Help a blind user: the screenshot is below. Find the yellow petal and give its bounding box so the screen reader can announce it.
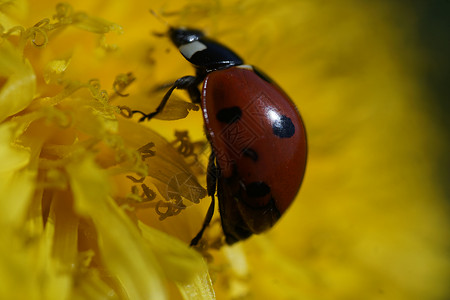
[118,119,207,204]
[67,154,167,300]
[0,41,36,122]
[140,222,216,299]
[177,272,216,300]
[0,122,34,227]
[139,221,212,281]
[0,0,28,25]
[44,59,71,84]
[153,99,200,121]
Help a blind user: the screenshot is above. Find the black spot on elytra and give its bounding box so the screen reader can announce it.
[216,106,242,124]
[272,115,295,138]
[246,181,271,198]
[242,148,258,161]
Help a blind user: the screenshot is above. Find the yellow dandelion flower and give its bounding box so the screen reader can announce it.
[1,2,211,299]
[1,1,449,300]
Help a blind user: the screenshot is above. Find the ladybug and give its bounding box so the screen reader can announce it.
[133,27,307,245]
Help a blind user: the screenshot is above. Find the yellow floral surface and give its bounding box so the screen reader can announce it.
[0,0,449,299]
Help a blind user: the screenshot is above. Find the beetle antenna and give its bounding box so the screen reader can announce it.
[149,9,172,29]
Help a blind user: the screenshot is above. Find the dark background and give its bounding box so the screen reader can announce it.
[406,1,450,199]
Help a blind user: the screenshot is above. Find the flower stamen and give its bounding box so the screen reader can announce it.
[112,73,136,98]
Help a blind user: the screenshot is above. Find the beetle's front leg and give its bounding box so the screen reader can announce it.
[132,75,200,122]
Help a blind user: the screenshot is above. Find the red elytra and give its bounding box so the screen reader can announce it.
[202,66,307,243]
[131,27,307,245]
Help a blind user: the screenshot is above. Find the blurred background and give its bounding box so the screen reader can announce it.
[140,1,450,298]
[409,0,450,197]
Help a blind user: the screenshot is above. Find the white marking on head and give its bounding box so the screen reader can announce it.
[236,65,253,71]
[179,41,207,59]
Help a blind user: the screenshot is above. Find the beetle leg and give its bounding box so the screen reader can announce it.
[132,75,199,122]
[186,83,201,104]
[190,151,217,246]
